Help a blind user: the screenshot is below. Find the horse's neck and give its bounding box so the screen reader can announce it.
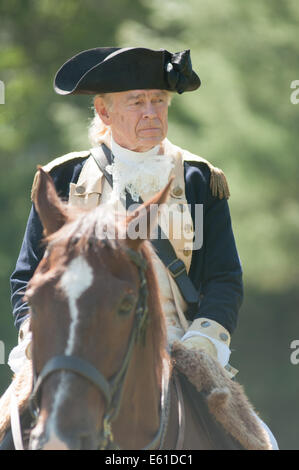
[112,326,163,449]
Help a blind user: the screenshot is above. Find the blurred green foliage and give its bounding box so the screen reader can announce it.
[0,0,298,449]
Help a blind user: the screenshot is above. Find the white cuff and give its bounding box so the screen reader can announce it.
[8,332,32,374]
[181,330,231,367]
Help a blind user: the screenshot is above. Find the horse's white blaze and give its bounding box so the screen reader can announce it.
[59,255,94,355]
[44,256,94,448]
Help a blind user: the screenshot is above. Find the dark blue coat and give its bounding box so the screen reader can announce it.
[10,155,243,333]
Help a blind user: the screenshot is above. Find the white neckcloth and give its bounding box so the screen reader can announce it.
[107,136,174,202]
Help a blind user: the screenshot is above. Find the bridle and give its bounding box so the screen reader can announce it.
[29,247,169,450]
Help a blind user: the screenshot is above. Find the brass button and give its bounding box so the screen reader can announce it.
[171,185,183,198]
[25,343,32,360]
[183,248,192,257]
[75,185,85,194]
[184,223,193,234]
[219,332,229,342]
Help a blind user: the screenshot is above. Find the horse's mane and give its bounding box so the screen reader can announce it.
[44,203,168,386]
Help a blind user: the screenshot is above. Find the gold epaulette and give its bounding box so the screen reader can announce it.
[182,151,230,200]
[31,150,90,201]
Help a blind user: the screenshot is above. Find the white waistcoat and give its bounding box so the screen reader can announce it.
[68,133,194,345]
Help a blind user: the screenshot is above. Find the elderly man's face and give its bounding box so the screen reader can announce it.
[95,89,169,152]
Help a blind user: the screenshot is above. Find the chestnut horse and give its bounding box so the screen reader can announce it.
[21,168,243,450]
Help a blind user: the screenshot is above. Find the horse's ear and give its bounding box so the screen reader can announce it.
[126,177,174,251]
[32,167,68,236]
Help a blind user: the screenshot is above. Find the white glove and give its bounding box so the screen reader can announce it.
[181,318,231,367]
[8,318,32,374]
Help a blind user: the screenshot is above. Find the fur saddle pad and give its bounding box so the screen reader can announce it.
[171,341,272,450]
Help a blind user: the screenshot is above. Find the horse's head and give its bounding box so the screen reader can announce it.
[27,168,171,450]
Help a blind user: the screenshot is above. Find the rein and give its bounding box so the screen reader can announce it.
[28,247,169,450]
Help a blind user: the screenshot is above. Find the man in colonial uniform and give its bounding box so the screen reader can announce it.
[6,47,277,449]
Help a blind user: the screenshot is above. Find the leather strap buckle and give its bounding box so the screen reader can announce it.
[167,258,187,279]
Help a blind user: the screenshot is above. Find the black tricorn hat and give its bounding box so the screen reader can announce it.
[54,47,201,96]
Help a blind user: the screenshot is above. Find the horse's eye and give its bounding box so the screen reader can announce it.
[118,294,136,316]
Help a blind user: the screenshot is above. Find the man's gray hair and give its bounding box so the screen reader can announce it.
[88,94,111,147]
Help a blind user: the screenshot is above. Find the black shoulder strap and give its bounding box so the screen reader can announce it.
[90,145,200,313]
[91,144,113,186]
